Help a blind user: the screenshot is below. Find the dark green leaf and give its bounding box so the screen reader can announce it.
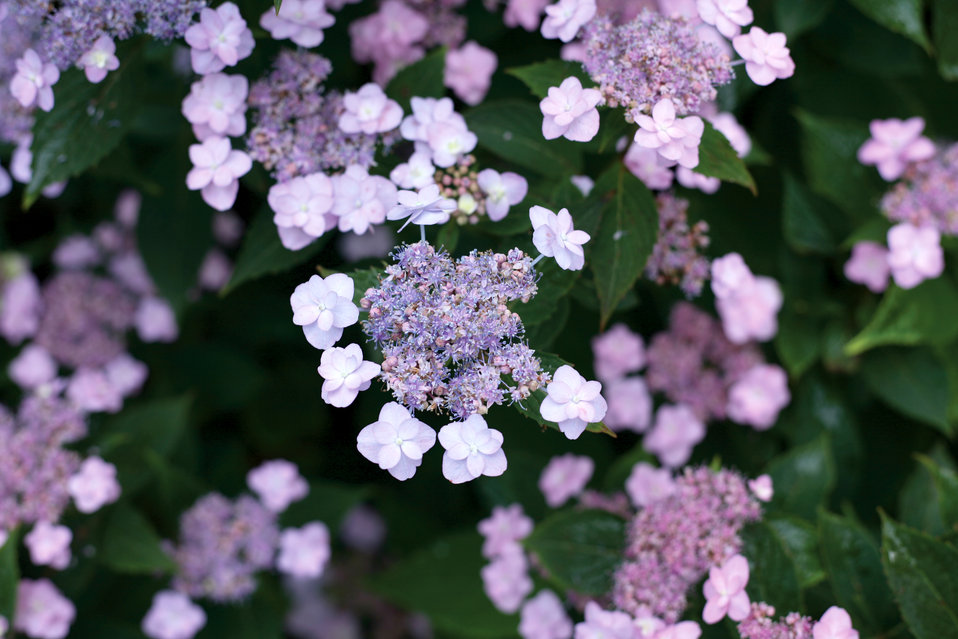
[524,296,570,350]
[774,0,835,38]
[860,346,951,435]
[436,222,460,254]
[847,0,931,51]
[99,505,178,575]
[694,121,757,194]
[340,266,383,307]
[741,522,803,612]
[781,172,840,253]
[385,47,447,111]
[763,434,835,519]
[525,509,627,595]
[282,479,371,529]
[201,584,285,639]
[98,395,192,458]
[517,259,581,326]
[775,309,823,378]
[506,59,594,98]
[881,513,958,639]
[0,528,19,623]
[932,0,958,79]
[917,455,958,532]
[899,445,957,536]
[766,515,826,588]
[274,0,282,12]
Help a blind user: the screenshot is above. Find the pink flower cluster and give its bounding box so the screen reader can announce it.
[478,504,534,613]
[592,324,653,434]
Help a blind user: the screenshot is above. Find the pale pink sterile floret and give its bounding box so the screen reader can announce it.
[541,0,597,42]
[67,368,123,414]
[857,117,936,182]
[8,344,57,390]
[844,241,890,293]
[676,166,720,194]
[633,99,705,169]
[10,49,59,112]
[478,169,528,221]
[104,353,147,398]
[445,42,498,106]
[748,474,773,502]
[540,77,602,143]
[339,83,403,135]
[318,343,381,408]
[427,120,479,168]
[390,152,436,190]
[624,143,675,191]
[15,579,75,639]
[519,589,573,639]
[77,36,120,84]
[247,459,309,512]
[634,614,666,639]
[260,0,335,48]
[142,590,207,639]
[592,323,645,382]
[0,270,41,345]
[400,96,456,142]
[540,365,607,440]
[438,413,508,484]
[478,504,533,559]
[711,112,752,158]
[625,462,676,508]
[574,601,635,639]
[68,456,121,513]
[290,273,359,350]
[644,403,705,468]
[482,548,532,613]
[184,2,255,75]
[135,297,179,343]
[269,173,337,249]
[276,522,331,579]
[658,621,703,639]
[710,252,754,299]
[332,165,398,236]
[186,136,252,211]
[887,222,944,289]
[531,205,591,270]
[813,607,859,639]
[506,0,551,31]
[387,183,458,230]
[732,27,795,86]
[25,521,72,570]
[715,276,783,344]
[702,554,750,623]
[357,402,437,480]
[604,377,653,433]
[539,453,595,507]
[181,73,249,140]
[696,0,752,38]
[726,364,790,430]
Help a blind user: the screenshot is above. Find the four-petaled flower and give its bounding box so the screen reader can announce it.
[438,414,508,483]
[732,27,795,86]
[141,591,206,639]
[633,99,705,169]
[357,402,437,480]
[540,76,602,142]
[813,607,859,639]
[540,0,597,42]
[181,73,249,140]
[539,365,607,440]
[702,554,751,624]
[10,49,59,112]
[246,459,309,512]
[259,0,335,48]
[857,117,936,181]
[67,457,121,514]
[339,83,404,135]
[331,165,397,235]
[186,136,252,211]
[530,205,591,270]
[477,169,528,221]
[269,172,336,250]
[184,2,255,75]
[317,344,381,407]
[290,273,359,350]
[77,36,120,84]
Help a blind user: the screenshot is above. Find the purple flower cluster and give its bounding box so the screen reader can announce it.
[612,466,762,623]
[0,5,37,143]
[737,602,814,639]
[645,194,710,297]
[169,493,280,603]
[580,10,734,116]
[881,142,958,235]
[360,242,549,419]
[247,50,398,181]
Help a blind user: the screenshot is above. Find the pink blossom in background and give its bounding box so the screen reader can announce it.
[813,607,859,639]
[530,206,591,271]
[657,621,703,639]
[710,112,752,158]
[519,590,573,639]
[696,0,752,38]
[338,83,403,135]
[604,377,652,433]
[540,77,602,142]
[570,174,594,196]
[15,579,75,639]
[349,0,428,84]
[482,548,533,613]
[592,323,645,382]
[726,364,790,430]
[0,271,41,345]
[711,256,782,344]
[114,189,142,227]
[259,0,335,48]
[0,164,11,197]
[24,521,72,570]
[676,167,720,194]
[539,454,594,507]
[135,297,179,343]
[184,2,255,75]
[478,169,528,221]
[10,49,59,112]
[657,0,699,19]
[400,96,461,143]
[247,460,309,512]
[181,73,249,140]
[505,0,551,30]
[633,99,705,169]
[77,36,120,83]
[574,601,635,639]
[560,42,587,62]
[68,456,122,513]
[141,591,206,639]
[53,235,100,270]
[478,504,533,559]
[625,462,676,508]
[103,351,148,397]
[276,522,331,579]
[732,27,795,86]
[702,554,750,623]
[67,368,123,413]
[624,143,675,191]
[857,117,935,181]
[644,404,705,468]
[844,241,890,293]
[634,614,666,639]
[8,344,57,390]
[541,0,597,42]
[387,183,458,229]
[356,402,437,480]
[186,136,252,211]
[539,365,607,439]
[748,474,773,502]
[438,414,508,483]
[711,253,753,299]
[269,173,336,250]
[290,273,359,350]
[332,165,397,235]
[340,505,387,552]
[212,211,244,247]
[317,344,380,407]
[445,42,498,106]
[390,152,436,190]
[886,222,944,289]
[198,249,232,291]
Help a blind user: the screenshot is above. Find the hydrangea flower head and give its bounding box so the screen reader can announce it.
[540,365,607,439]
[77,36,119,84]
[445,42,498,106]
[186,136,252,211]
[276,522,331,579]
[259,0,335,48]
[246,459,309,512]
[290,273,359,350]
[646,193,711,297]
[318,344,381,408]
[142,591,207,639]
[539,453,595,507]
[10,49,59,112]
[477,169,528,221]
[184,2,255,75]
[438,414,507,483]
[732,27,795,86]
[530,205,591,270]
[813,607,859,639]
[880,143,958,233]
[357,402,437,480]
[703,554,751,623]
[540,76,602,142]
[633,99,705,169]
[857,117,935,181]
[68,456,121,513]
[886,222,944,289]
[541,0,597,42]
[696,0,752,38]
[339,83,403,135]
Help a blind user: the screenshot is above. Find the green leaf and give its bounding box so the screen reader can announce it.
[819,510,898,634]
[781,172,840,254]
[436,222,460,254]
[98,395,192,458]
[517,259,581,327]
[99,505,178,575]
[26,46,143,205]
[899,445,957,536]
[774,0,835,38]
[763,435,835,519]
[932,0,958,80]
[741,522,803,612]
[274,0,282,12]
[845,278,958,355]
[201,584,285,639]
[860,346,952,435]
[525,296,570,350]
[589,165,658,327]
[917,455,958,532]
[525,509,627,596]
[0,528,19,623]
[281,479,371,529]
[847,0,931,52]
[465,100,583,177]
[766,515,826,588]
[693,120,757,194]
[775,309,823,378]
[506,60,594,98]
[371,531,519,638]
[385,47,447,111]
[881,513,958,639]
[224,206,332,295]
[340,266,383,307]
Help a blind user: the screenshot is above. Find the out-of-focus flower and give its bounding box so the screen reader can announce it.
[539,453,594,507]
[142,591,206,639]
[887,222,944,289]
[247,460,309,513]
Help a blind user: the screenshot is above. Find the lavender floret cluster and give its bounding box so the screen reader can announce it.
[645,193,711,297]
[738,602,814,639]
[612,466,762,623]
[581,10,734,116]
[881,142,958,235]
[360,243,550,419]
